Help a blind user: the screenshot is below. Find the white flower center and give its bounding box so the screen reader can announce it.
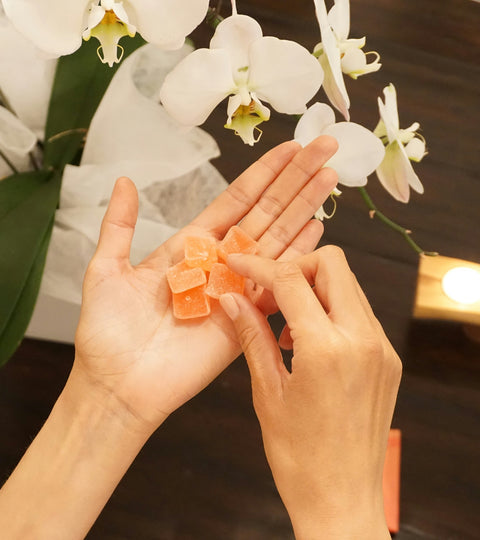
[82,1,136,67]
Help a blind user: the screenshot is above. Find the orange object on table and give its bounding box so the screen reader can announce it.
[184,236,218,271]
[172,285,211,320]
[166,260,206,294]
[205,263,245,298]
[383,428,401,534]
[217,225,258,261]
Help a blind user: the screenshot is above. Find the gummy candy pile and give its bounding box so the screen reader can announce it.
[167,226,258,320]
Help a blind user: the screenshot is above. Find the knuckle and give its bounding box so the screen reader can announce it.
[272,262,303,287]
[226,182,254,208]
[237,324,261,353]
[319,244,346,262]
[257,192,284,218]
[267,221,293,246]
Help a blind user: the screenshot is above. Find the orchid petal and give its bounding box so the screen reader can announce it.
[249,37,323,115]
[126,0,209,50]
[341,47,381,78]
[319,55,350,121]
[314,0,350,120]
[131,42,194,99]
[160,48,235,126]
[0,19,56,137]
[328,0,350,41]
[2,0,88,56]
[210,14,263,74]
[324,121,385,187]
[294,102,336,147]
[378,84,399,141]
[405,137,427,162]
[376,140,424,203]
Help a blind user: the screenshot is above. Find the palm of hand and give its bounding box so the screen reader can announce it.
[73,137,338,429]
[75,227,240,425]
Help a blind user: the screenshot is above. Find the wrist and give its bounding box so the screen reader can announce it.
[67,358,167,440]
[287,492,390,540]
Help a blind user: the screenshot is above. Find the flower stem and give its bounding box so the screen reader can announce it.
[206,1,224,29]
[358,186,438,256]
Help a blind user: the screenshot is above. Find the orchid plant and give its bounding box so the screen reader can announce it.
[0,0,433,366]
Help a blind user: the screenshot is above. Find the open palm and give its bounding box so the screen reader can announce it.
[74,137,338,430]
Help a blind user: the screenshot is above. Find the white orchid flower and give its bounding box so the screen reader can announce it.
[295,102,385,187]
[2,0,210,67]
[374,84,427,203]
[159,7,323,145]
[313,0,381,120]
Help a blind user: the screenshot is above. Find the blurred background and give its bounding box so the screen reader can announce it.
[1,0,479,538]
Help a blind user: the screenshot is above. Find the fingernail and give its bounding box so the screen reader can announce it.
[219,294,240,320]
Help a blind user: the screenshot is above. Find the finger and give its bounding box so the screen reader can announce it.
[219,293,286,398]
[254,219,323,315]
[256,167,336,259]
[227,255,329,329]
[191,140,301,236]
[239,135,338,240]
[276,219,324,262]
[296,246,373,329]
[95,177,138,261]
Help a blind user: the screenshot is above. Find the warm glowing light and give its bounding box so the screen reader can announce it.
[441,267,480,305]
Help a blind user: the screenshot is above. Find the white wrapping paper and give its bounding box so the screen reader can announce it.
[28,44,228,340]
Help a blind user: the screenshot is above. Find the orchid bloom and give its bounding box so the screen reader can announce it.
[295,101,385,220]
[295,102,385,187]
[2,0,210,67]
[159,5,323,145]
[374,84,427,203]
[313,0,381,120]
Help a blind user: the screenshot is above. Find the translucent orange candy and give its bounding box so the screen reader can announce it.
[172,285,211,320]
[167,226,257,320]
[166,260,206,294]
[217,225,258,261]
[184,236,218,271]
[205,263,245,299]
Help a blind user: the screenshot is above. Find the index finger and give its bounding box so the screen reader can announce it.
[227,254,328,329]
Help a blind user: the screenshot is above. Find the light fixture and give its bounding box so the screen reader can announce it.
[413,254,480,328]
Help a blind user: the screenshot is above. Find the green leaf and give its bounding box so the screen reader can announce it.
[0,171,62,366]
[0,219,54,367]
[43,35,145,169]
[0,170,51,220]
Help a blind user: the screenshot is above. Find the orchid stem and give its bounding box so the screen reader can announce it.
[206,0,224,29]
[358,186,438,256]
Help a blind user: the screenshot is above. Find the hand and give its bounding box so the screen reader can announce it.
[73,136,338,435]
[219,247,402,539]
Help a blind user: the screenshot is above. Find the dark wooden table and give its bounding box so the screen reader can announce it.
[1,1,479,538]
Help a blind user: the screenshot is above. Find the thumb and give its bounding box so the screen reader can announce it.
[219,293,286,399]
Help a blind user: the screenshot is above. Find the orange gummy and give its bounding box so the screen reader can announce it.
[184,236,218,271]
[166,260,206,294]
[217,225,258,261]
[172,285,211,320]
[205,263,245,299]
